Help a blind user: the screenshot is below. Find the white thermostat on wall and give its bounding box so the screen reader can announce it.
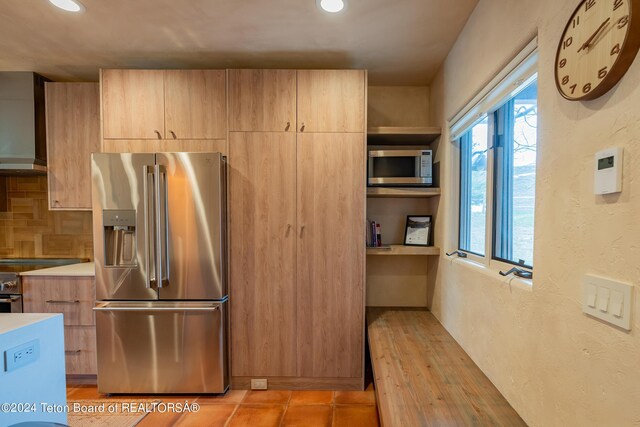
[594,147,623,195]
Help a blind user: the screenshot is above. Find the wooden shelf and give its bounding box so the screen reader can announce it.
[367,187,441,198]
[366,245,440,256]
[367,126,441,145]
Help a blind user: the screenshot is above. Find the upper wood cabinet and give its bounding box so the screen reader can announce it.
[297,70,366,133]
[101,69,165,139]
[296,132,365,378]
[228,69,297,132]
[164,70,226,139]
[45,82,101,210]
[229,69,365,133]
[101,69,226,140]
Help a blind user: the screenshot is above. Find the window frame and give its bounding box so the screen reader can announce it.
[450,43,538,275]
[491,93,536,270]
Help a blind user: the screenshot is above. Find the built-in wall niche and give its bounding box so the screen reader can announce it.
[366,256,428,307]
[367,197,435,246]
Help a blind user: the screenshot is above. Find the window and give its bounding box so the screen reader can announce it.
[451,39,539,273]
[493,80,537,267]
[459,117,489,256]
[457,75,538,269]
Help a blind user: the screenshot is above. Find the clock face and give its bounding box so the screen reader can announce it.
[555,0,640,100]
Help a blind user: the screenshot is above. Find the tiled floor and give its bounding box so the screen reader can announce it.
[66,384,380,427]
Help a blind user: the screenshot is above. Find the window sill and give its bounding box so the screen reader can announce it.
[448,257,533,292]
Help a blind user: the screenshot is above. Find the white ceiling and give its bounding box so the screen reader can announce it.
[0,0,478,85]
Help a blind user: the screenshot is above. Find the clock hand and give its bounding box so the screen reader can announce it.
[578,17,611,52]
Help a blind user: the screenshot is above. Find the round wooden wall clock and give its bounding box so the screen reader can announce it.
[555,0,640,100]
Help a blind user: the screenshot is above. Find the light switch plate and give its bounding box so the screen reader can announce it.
[583,275,633,330]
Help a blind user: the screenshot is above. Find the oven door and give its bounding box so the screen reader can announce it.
[0,295,22,313]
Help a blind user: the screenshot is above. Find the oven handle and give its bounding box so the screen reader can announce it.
[0,297,20,303]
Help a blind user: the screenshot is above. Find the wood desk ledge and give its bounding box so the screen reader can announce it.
[366,245,440,256]
[367,308,526,427]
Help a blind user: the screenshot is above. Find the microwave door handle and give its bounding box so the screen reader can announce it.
[143,165,156,289]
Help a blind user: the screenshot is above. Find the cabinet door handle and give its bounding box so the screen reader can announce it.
[300,122,305,132]
[300,225,306,237]
[169,130,177,139]
[65,350,82,355]
[154,130,162,139]
[285,121,291,131]
[46,300,80,304]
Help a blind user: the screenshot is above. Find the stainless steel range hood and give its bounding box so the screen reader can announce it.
[0,72,50,175]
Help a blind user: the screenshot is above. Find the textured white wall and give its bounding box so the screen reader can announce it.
[429,0,640,426]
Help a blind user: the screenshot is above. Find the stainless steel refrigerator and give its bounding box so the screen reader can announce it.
[91,152,228,394]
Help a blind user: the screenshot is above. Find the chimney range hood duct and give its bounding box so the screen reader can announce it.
[0,72,50,175]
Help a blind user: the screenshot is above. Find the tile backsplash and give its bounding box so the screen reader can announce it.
[0,176,93,259]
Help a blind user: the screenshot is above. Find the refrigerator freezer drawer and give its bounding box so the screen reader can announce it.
[94,300,229,394]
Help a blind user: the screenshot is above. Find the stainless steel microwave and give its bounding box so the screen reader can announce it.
[368,149,432,186]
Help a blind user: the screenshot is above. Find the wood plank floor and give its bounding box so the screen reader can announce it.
[367,308,527,427]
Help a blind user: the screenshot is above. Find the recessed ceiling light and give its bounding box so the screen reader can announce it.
[318,0,345,13]
[48,0,85,13]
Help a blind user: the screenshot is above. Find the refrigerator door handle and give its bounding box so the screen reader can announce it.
[93,303,220,312]
[143,165,156,289]
[160,165,170,283]
[154,164,167,287]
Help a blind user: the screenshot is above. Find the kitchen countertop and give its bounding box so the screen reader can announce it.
[0,313,62,335]
[20,261,95,277]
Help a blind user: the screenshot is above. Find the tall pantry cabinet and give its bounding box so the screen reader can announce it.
[229,69,366,389]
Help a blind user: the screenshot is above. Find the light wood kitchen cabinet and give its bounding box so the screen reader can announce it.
[297,70,366,133]
[229,69,366,389]
[228,69,297,132]
[45,82,101,210]
[229,131,297,377]
[101,69,226,142]
[101,69,165,139]
[164,70,226,139]
[64,326,98,375]
[103,139,227,155]
[22,276,97,376]
[296,133,365,378]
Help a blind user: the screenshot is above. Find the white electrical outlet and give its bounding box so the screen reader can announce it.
[4,339,39,372]
[250,379,268,390]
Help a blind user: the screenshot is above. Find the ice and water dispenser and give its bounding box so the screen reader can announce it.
[103,210,137,267]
